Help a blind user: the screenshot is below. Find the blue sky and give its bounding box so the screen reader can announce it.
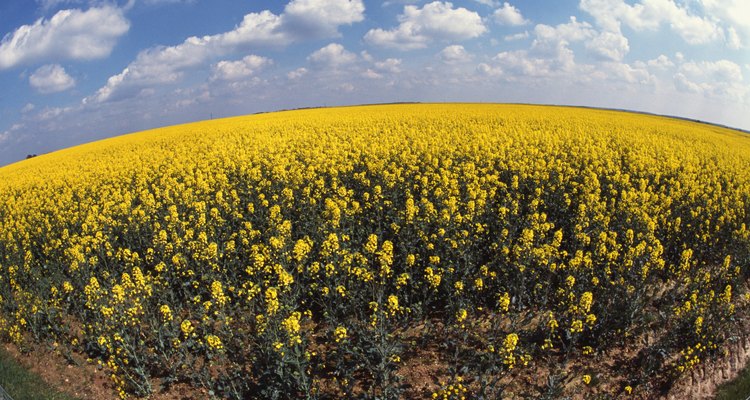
[1,0,748,166]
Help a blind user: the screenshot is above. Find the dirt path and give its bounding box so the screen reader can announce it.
[668,305,750,399]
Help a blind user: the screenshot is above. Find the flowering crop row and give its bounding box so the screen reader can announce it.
[0,104,749,398]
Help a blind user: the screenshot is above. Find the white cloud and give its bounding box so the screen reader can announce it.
[374,58,402,73]
[88,36,218,103]
[504,31,529,41]
[602,61,655,85]
[362,69,383,79]
[1,122,26,143]
[208,11,292,49]
[360,51,374,62]
[586,31,629,61]
[674,59,747,100]
[382,0,420,6]
[142,0,196,4]
[647,54,674,70]
[86,0,365,103]
[493,2,528,26]
[681,59,743,83]
[281,0,365,38]
[29,64,76,93]
[476,62,503,77]
[287,67,308,80]
[36,0,82,11]
[364,25,429,50]
[472,0,499,6]
[21,103,36,113]
[439,45,472,63]
[493,49,574,77]
[534,17,596,43]
[579,0,723,45]
[211,55,272,81]
[699,0,750,49]
[37,106,73,121]
[726,26,742,49]
[529,17,594,68]
[480,18,596,81]
[308,43,357,67]
[364,1,486,50]
[0,6,129,69]
[673,72,702,93]
[357,57,401,79]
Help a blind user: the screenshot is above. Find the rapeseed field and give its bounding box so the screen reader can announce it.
[0,104,749,399]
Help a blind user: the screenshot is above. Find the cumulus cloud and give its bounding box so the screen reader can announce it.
[647,54,674,70]
[87,35,218,103]
[681,60,743,83]
[364,1,486,50]
[492,49,575,78]
[439,45,472,63]
[504,31,529,41]
[673,59,747,100]
[585,31,629,61]
[602,61,655,85]
[529,17,594,65]
[281,0,365,38]
[364,26,427,50]
[36,106,74,121]
[579,0,723,45]
[382,0,420,6]
[493,2,528,26]
[698,0,750,49]
[287,67,308,80]
[479,17,597,81]
[476,62,503,77]
[726,27,742,50]
[36,0,82,11]
[142,0,196,5]
[374,58,402,73]
[0,121,31,144]
[29,64,76,93]
[534,17,596,43]
[362,69,383,79]
[357,55,403,79]
[307,43,357,67]
[473,0,499,5]
[86,0,365,103]
[673,73,702,93]
[211,55,272,81]
[0,6,129,69]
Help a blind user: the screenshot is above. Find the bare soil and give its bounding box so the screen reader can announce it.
[3,308,750,400]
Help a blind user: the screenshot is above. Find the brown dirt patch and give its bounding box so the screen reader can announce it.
[2,342,204,400]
